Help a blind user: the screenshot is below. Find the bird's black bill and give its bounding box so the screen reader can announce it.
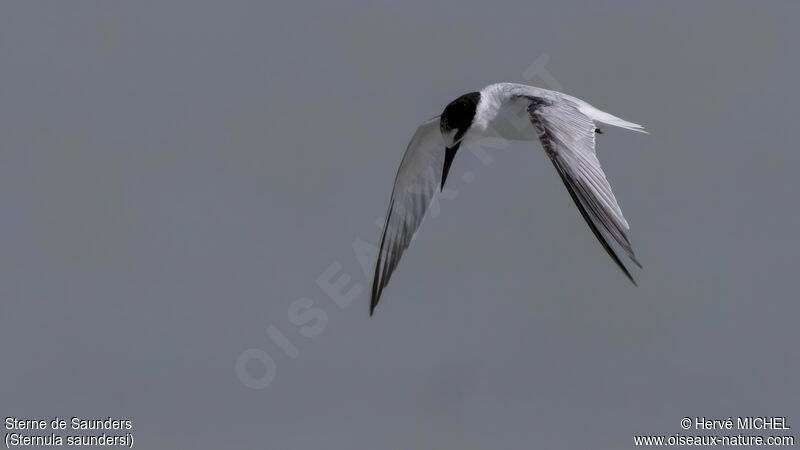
[441,144,460,190]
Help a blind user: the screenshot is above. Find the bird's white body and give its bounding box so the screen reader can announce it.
[469,87,536,141]
[468,83,644,144]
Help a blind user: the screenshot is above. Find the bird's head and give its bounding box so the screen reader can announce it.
[438,91,480,189]
[439,91,480,149]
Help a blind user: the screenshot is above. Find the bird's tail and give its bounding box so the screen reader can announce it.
[579,102,648,134]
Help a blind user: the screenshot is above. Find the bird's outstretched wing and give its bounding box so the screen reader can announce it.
[371,117,444,315]
[526,97,642,283]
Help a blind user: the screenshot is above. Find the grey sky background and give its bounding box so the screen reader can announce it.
[1,1,798,449]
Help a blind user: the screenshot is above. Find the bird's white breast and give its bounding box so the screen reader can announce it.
[468,84,541,143]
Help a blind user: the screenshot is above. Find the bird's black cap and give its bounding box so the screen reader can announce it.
[440,91,480,140]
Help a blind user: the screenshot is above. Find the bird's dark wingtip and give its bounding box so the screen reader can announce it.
[551,158,642,288]
[369,285,381,316]
[617,258,637,286]
[369,293,378,317]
